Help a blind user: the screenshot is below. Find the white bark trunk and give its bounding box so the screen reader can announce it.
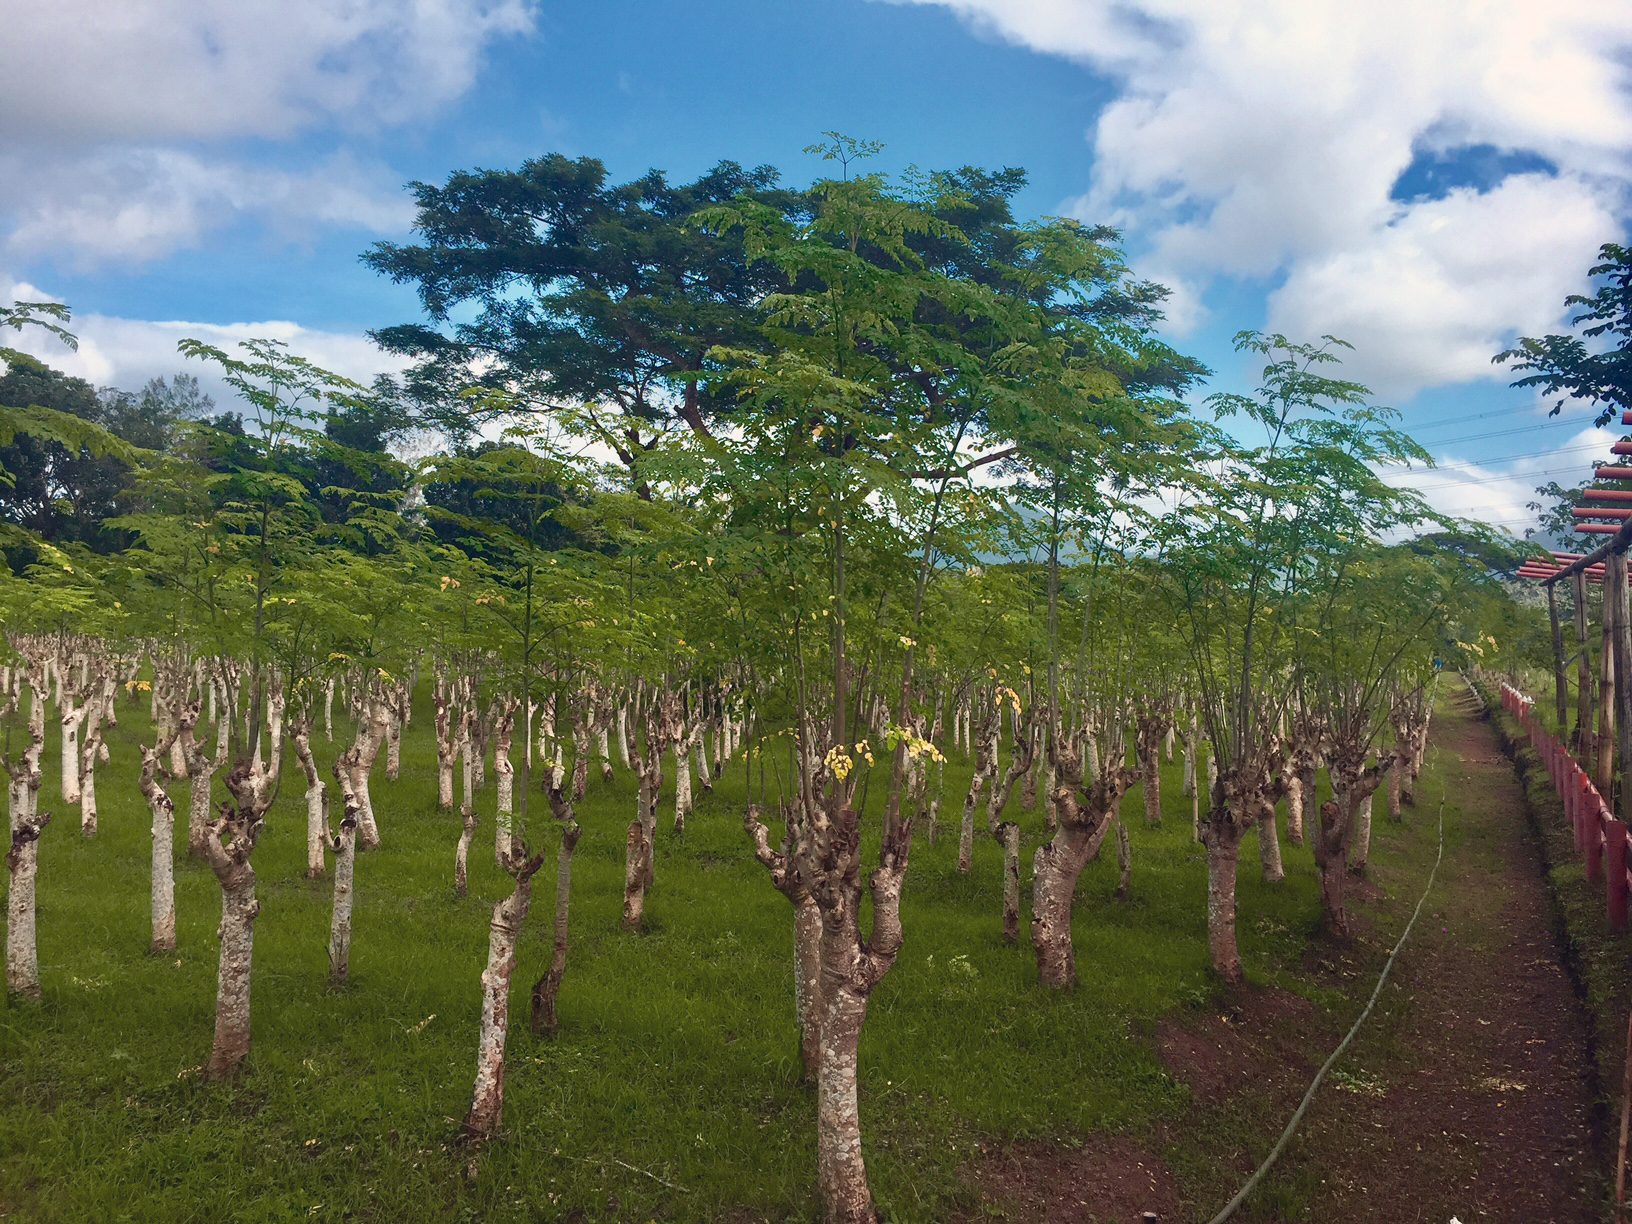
[463,866,536,1139]
[353,704,387,849]
[673,738,693,833]
[328,808,356,982]
[494,708,516,867]
[386,712,402,780]
[208,874,257,1077]
[455,807,477,898]
[60,696,86,805]
[79,694,106,836]
[7,663,48,997]
[140,743,177,952]
[294,725,326,879]
[1353,791,1374,871]
[693,726,711,792]
[1256,802,1284,883]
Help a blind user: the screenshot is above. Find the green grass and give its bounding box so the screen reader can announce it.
[2,691,1361,1222]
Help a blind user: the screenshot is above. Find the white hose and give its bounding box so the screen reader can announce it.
[1207,789,1448,1224]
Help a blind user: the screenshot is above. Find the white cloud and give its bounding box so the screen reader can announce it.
[892,0,1632,395]
[1388,424,1617,539]
[0,0,532,267]
[2,276,407,404]
[1,149,415,268]
[1268,174,1617,397]
[0,0,535,145]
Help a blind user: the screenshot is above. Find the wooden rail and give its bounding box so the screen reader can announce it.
[1501,682,1629,929]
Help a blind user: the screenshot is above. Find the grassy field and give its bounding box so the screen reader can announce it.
[1,686,1407,1222]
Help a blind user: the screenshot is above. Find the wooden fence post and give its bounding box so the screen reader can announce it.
[1608,817,1629,931]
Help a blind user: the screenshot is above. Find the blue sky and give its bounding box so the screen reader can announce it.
[3,0,1630,538]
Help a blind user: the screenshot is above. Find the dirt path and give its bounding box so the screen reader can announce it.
[1262,689,1605,1222]
[960,691,1609,1222]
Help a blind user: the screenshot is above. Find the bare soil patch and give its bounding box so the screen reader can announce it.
[1156,984,1323,1104]
[956,1134,1180,1224]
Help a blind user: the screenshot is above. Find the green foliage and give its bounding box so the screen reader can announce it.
[1495,241,1632,426]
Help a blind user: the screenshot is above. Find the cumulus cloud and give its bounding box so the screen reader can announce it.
[0,149,415,267]
[0,0,535,145]
[1269,174,1618,396]
[891,0,1632,395]
[2,276,407,404]
[0,0,533,267]
[1388,424,1617,539]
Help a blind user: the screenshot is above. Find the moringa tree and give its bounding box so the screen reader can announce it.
[1165,331,1431,982]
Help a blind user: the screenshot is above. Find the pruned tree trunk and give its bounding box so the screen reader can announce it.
[1181,706,1197,797]
[353,701,388,849]
[139,736,179,953]
[1000,821,1022,942]
[6,807,48,998]
[386,709,403,780]
[1317,747,1393,936]
[493,700,516,867]
[434,679,456,811]
[1030,806,1115,988]
[458,706,475,820]
[621,699,669,928]
[1204,833,1244,981]
[672,729,692,833]
[1136,704,1170,826]
[571,707,589,802]
[202,759,271,1079]
[1256,797,1283,883]
[1201,748,1286,984]
[6,656,49,998]
[693,720,711,793]
[745,801,826,1079]
[327,801,356,984]
[1351,790,1374,873]
[957,701,998,873]
[1387,756,1402,822]
[455,806,477,898]
[60,694,87,805]
[984,714,1034,939]
[622,821,651,929]
[1031,734,1127,989]
[462,843,546,1142]
[1313,799,1351,937]
[78,688,107,836]
[294,721,326,879]
[1284,771,1305,845]
[186,681,227,859]
[530,784,583,1037]
[471,700,489,792]
[812,807,911,1224]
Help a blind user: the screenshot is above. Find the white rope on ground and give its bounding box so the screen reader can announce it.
[1206,788,1448,1224]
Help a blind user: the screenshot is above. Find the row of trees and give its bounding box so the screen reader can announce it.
[2,142,1508,1222]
